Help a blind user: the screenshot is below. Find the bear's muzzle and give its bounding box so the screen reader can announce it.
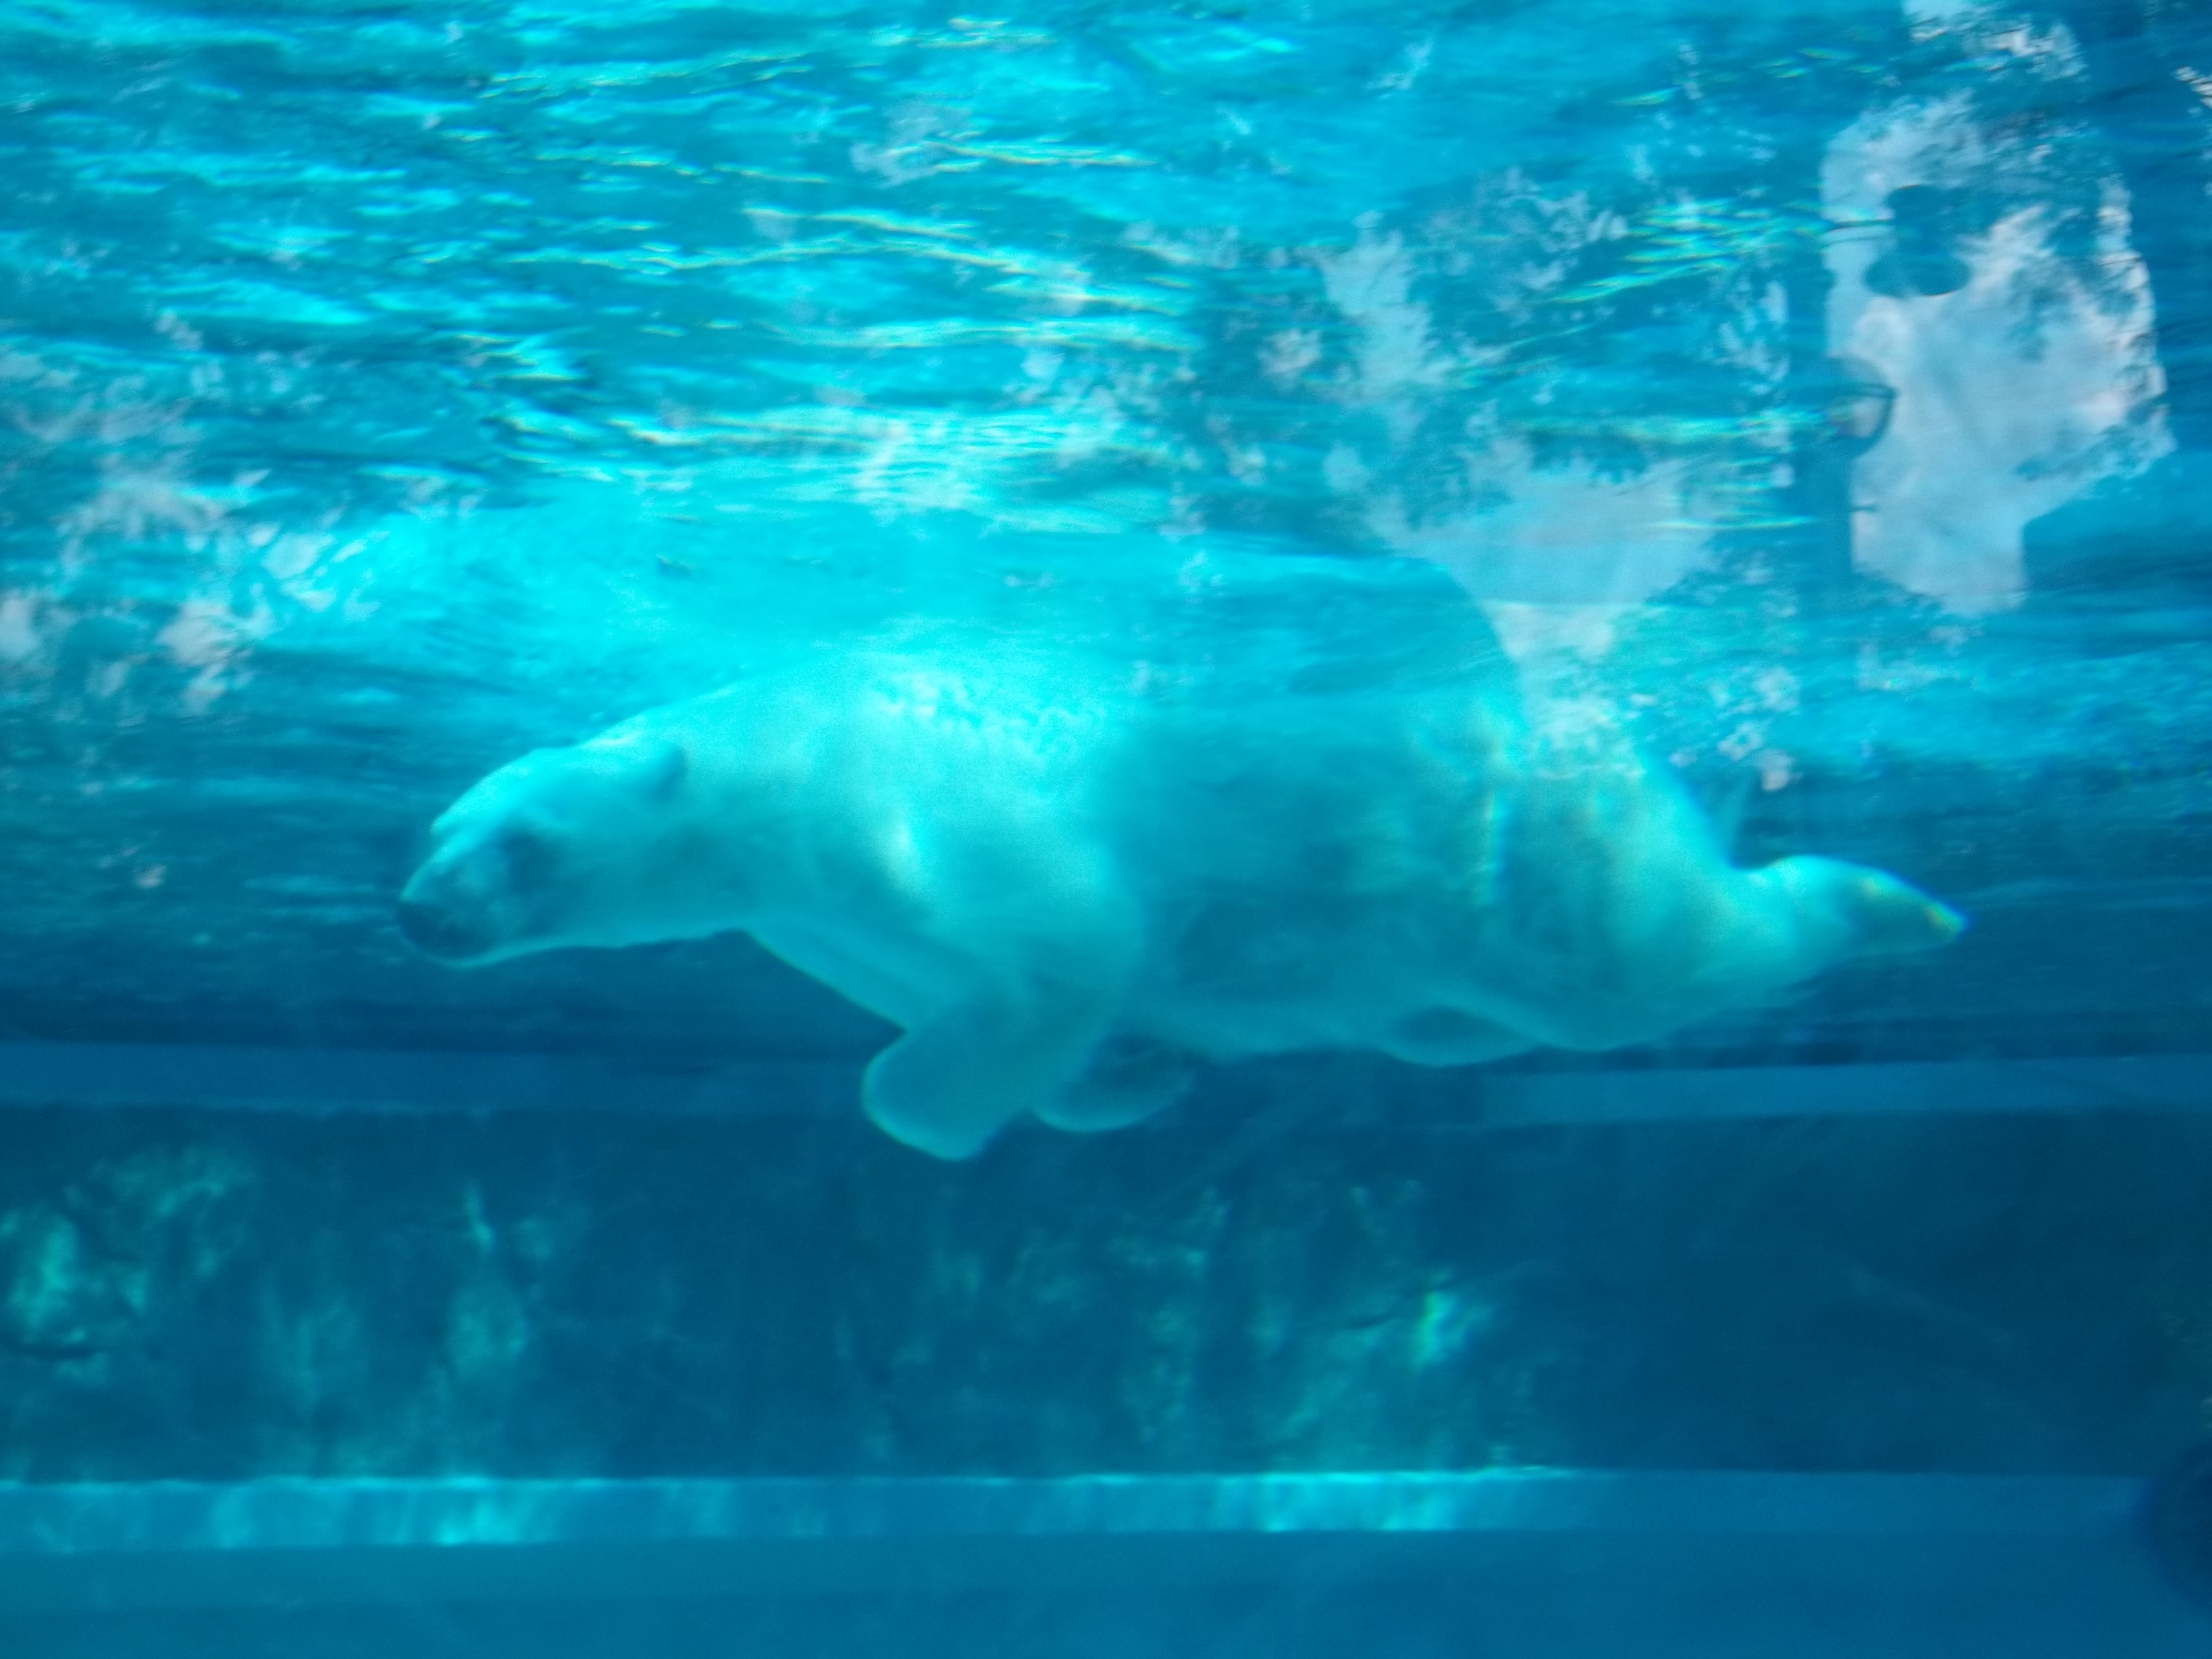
[395,872,512,963]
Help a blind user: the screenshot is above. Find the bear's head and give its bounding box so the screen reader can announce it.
[398,730,698,965]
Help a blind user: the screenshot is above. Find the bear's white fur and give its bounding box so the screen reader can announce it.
[399,645,1962,1157]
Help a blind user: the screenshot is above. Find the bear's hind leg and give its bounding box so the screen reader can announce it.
[1750,856,1966,971]
[863,984,1117,1160]
[1035,1034,1199,1133]
[1379,1006,1533,1068]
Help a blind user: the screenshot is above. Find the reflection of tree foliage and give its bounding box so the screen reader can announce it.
[1160,0,2167,570]
[1147,6,1912,547]
[0,1,2180,601]
[1882,18,2142,319]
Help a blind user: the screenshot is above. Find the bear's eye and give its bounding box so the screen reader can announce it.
[497,827,561,888]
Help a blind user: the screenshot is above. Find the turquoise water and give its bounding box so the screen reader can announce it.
[3,0,2208,1062]
[4,0,2212,1651]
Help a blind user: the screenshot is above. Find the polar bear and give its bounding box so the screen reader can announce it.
[397,645,1962,1158]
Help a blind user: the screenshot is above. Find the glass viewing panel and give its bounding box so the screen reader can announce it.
[0,0,2210,1653]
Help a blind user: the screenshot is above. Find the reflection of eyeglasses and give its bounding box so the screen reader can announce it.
[1808,355,1896,454]
[1823,376,1896,449]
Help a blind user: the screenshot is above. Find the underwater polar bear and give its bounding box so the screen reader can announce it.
[398,646,1963,1158]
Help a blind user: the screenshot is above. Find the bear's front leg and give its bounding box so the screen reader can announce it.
[861,974,1122,1159]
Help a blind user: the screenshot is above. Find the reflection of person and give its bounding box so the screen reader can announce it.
[1864,186,1971,300]
[1824,104,2168,613]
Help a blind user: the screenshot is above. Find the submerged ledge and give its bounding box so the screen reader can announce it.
[0,1039,2206,1126]
[0,1469,2143,1553]
[0,1471,2194,1656]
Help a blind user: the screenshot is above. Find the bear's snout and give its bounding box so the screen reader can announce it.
[396,889,496,962]
[396,858,514,963]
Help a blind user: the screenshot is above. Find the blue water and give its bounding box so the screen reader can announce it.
[4,0,2212,1651]
[0,0,2203,1064]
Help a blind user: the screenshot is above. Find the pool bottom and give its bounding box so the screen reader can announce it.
[0,1472,2195,1658]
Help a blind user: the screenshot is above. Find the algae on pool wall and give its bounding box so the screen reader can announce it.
[0,1100,2200,1482]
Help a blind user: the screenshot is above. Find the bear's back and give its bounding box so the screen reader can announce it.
[1109,680,1540,1054]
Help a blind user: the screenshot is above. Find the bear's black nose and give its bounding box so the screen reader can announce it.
[396,893,493,962]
